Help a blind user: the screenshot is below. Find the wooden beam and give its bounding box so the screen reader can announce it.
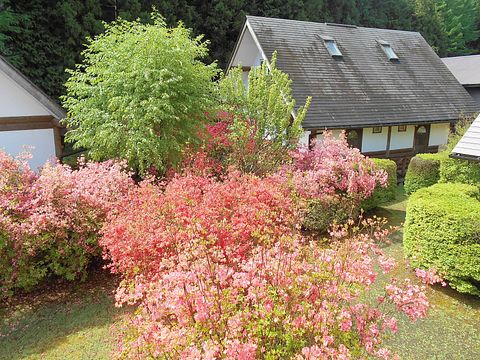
[53,126,63,158]
[0,115,55,131]
[385,126,392,157]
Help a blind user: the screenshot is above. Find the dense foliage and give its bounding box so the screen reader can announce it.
[1,0,479,99]
[404,183,480,295]
[61,14,218,174]
[102,168,427,359]
[361,158,397,211]
[0,151,134,296]
[439,156,480,185]
[404,153,443,195]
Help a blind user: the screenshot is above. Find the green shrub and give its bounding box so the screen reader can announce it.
[302,198,353,233]
[361,158,397,211]
[439,156,480,186]
[404,153,444,195]
[404,183,480,296]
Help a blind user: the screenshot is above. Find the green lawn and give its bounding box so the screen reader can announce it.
[0,270,129,360]
[1,187,479,359]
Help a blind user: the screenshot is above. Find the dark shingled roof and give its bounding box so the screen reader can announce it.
[246,16,478,129]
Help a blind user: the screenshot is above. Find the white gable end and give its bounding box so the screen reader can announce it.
[230,22,264,68]
[0,70,51,117]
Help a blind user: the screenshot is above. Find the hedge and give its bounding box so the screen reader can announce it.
[439,156,480,186]
[404,183,480,296]
[361,158,397,211]
[404,153,444,195]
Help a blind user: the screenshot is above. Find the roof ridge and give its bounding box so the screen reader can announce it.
[246,15,420,35]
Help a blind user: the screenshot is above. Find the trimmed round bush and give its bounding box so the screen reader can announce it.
[404,183,480,296]
[361,158,397,211]
[439,156,480,186]
[404,153,444,195]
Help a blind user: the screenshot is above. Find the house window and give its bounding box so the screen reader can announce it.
[398,125,407,132]
[323,38,343,57]
[379,41,399,61]
[373,126,382,134]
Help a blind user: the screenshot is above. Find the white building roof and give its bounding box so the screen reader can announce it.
[451,114,480,161]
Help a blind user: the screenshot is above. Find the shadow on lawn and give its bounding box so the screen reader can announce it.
[0,268,129,360]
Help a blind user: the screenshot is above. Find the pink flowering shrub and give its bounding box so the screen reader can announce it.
[286,132,387,232]
[0,151,134,295]
[102,171,428,359]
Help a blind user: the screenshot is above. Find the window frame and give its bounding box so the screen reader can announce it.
[398,124,407,132]
[372,126,383,134]
[378,40,399,61]
[322,36,343,57]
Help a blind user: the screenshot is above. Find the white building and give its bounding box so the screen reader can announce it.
[228,16,478,176]
[0,55,65,170]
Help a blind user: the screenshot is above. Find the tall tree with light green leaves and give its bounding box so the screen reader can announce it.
[61,13,219,174]
[218,53,311,175]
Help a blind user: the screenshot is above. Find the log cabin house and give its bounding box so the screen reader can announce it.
[228,16,478,176]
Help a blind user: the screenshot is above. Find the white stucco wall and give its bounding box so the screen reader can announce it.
[231,26,264,69]
[429,123,450,146]
[0,71,50,117]
[390,125,415,150]
[362,127,388,152]
[0,129,56,170]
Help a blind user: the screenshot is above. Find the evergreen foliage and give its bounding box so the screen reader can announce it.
[0,0,478,99]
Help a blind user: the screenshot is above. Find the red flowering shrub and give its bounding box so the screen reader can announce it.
[0,152,134,296]
[102,171,428,359]
[101,171,299,280]
[182,110,298,177]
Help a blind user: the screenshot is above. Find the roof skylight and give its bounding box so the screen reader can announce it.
[379,41,399,61]
[322,37,343,57]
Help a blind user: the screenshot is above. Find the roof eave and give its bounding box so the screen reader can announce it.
[450,152,480,162]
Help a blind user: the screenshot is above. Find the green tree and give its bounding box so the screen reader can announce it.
[0,0,22,60]
[4,0,104,98]
[438,0,480,55]
[61,14,219,174]
[218,53,311,174]
[412,0,448,55]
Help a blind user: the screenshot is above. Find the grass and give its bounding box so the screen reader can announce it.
[1,186,479,359]
[372,186,480,359]
[0,269,129,360]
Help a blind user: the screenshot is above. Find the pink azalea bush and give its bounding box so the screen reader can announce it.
[0,151,134,296]
[286,132,387,232]
[102,169,428,359]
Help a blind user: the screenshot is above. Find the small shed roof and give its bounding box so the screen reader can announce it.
[442,55,480,87]
[0,55,66,124]
[451,114,480,161]
[240,16,477,129]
